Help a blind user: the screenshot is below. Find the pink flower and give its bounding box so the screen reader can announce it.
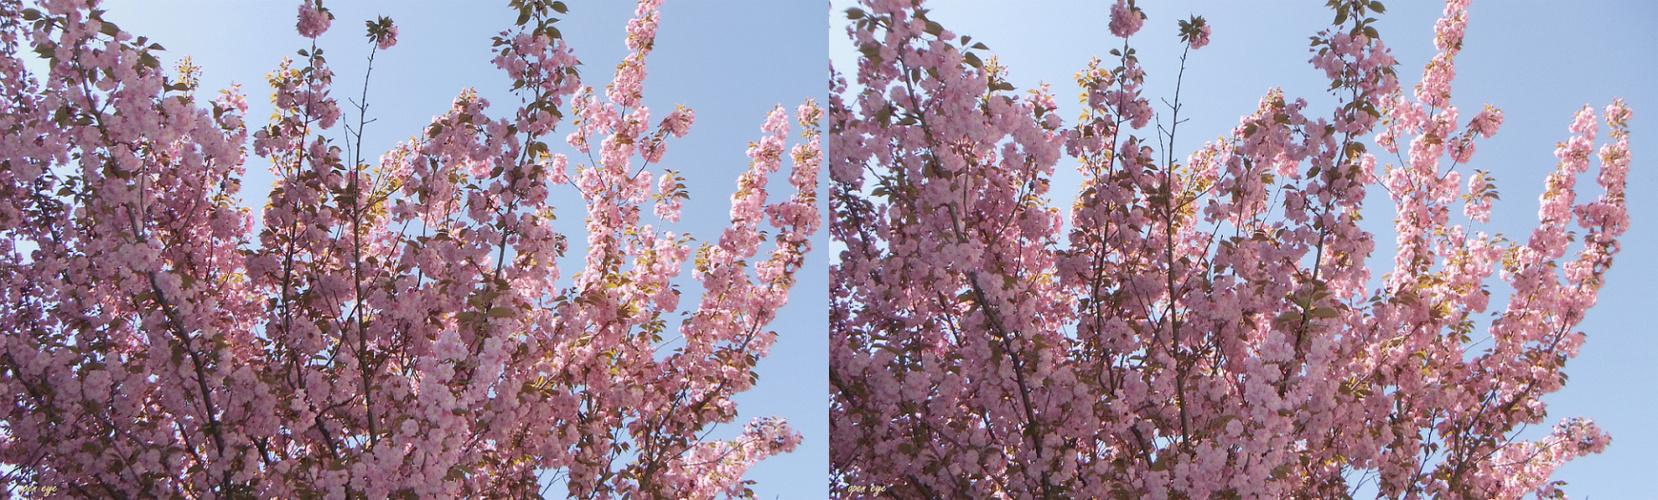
[663,106,694,138]
[1471,106,1503,138]
[1109,0,1143,38]
[296,3,331,39]
[1192,23,1212,49]
[378,26,397,50]
[367,15,397,50]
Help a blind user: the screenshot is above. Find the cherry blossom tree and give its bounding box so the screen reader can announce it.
[0,0,820,497]
[829,0,1631,498]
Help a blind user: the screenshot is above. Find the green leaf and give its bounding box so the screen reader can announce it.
[516,5,532,26]
[21,8,39,21]
[845,7,865,20]
[551,1,567,14]
[858,44,880,64]
[924,20,943,37]
[487,307,514,318]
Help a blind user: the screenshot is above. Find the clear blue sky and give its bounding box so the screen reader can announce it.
[831,0,1656,497]
[103,1,826,498]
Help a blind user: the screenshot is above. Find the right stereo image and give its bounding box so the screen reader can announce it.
[828,1,1654,498]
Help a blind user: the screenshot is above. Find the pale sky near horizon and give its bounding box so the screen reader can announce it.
[100,1,827,498]
[830,0,1657,498]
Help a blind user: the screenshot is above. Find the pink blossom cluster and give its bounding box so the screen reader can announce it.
[378,26,397,49]
[0,0,818,497]
[1190,23,1211,49]
[1108,0,1144,38]
[367,16,397,50]
[668,417,803,499]
[608,0,662,109]
[1179,14,1211,50]
[297,1,331,39]
[831,0,1631,498]
[1471,105,1503,137]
